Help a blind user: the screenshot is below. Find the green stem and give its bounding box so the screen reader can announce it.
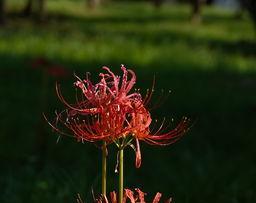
[118,149,124,203]
[102,141,107,196]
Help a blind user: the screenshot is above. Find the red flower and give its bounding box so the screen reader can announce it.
[128,104,189,168]
[60,65,139,115]
[47,65,189,163]
[77,188,172,203]
[47,65,142,144]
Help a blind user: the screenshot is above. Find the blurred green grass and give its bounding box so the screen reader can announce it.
[1,1,256,203]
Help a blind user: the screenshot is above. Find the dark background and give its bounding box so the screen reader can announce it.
[0,0,256,202]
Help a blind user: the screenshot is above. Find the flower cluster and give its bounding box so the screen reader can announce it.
[77,188,172,203]
[49,65,189,167]
[46,65,190,203]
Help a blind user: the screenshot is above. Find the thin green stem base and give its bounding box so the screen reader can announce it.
[118,149,124,203]
[102,141,107,196]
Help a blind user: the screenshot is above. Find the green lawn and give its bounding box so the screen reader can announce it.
[1,1,256,203]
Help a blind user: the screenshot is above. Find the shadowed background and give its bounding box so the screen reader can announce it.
[0,0,256,202]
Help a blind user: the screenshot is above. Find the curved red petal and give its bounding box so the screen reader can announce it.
[152,192,162,203]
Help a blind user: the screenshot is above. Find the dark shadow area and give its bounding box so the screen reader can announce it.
[208,39,256,57]
[7,9,190,24]
[1,53,256,202]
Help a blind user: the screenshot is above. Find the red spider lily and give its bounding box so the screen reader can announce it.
[77,188,172,203]
[47,65,189,163]
[47,65,142,144]
[127,104,190,168]
[57,65,140,115]
[49,103,138,143]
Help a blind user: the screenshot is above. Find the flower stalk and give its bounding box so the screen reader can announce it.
[45,65,190,203]
[118,148,124,203]
[102,141,107,196]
